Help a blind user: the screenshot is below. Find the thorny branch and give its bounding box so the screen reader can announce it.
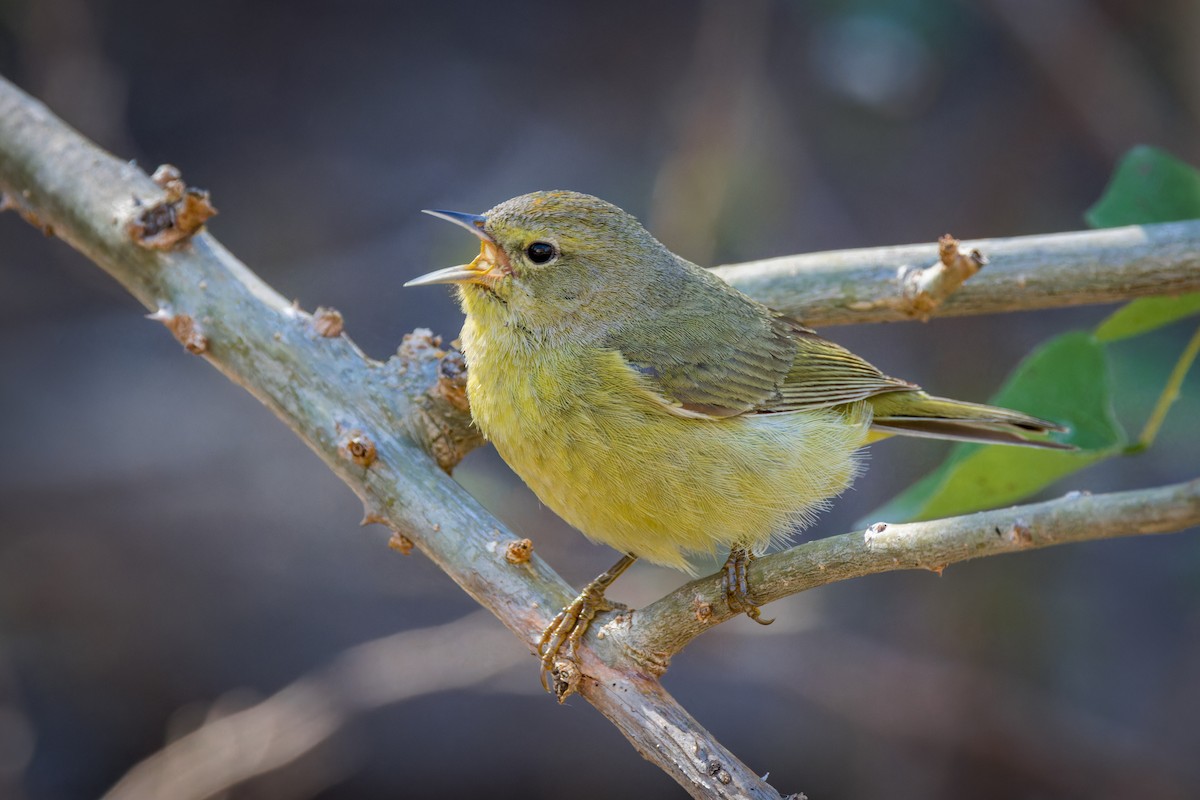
[2,74,1198,799]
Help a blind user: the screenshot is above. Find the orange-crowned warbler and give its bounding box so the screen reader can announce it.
[407,190,1067,699]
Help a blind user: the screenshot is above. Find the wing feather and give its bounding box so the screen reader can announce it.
[608,291,916,418]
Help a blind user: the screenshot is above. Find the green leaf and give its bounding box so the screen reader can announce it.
[1088,147,1200,341]
[1094,293,1200,342]
[868,145,1194,524]
[1085,145,1200,228]
[867,333,1125,523]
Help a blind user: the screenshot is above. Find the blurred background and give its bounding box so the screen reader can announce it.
[2,0,1199,798]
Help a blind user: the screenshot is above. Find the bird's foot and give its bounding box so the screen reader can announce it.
[722,547,774,625]
[537,590,621,701]
[537,554,636,702]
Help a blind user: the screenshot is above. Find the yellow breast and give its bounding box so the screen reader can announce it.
[460,313,870,573]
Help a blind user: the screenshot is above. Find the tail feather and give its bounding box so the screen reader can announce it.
[867,392,1074,450]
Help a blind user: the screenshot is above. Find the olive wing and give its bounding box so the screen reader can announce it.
[611,309,916,419]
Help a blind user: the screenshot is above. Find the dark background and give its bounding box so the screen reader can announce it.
[2,1,1199,798]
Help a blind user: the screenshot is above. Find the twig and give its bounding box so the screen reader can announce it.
[1130,323,1200,452]
[900,234,988,321]
[625,480,1200,662]
[713,220,1200,326]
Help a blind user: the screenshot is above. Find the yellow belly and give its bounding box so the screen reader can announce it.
[461,316,870,573]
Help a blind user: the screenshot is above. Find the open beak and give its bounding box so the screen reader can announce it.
[420,209,492,242]
[406,209,512,288]
[403,261,490,287]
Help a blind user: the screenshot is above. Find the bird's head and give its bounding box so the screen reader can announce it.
[407,190,676,339]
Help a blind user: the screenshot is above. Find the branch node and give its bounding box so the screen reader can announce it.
[338,429,377,467]
[706,761,733,785]
[863,521,889,548]
[128,164,217,249]
[898,234,987,321]
[147,304,208,354]
[1003,518,1034,547]
[396,330,484,473]
[312,306,345,337]
[387,532,415,556]
[434,346,471,413]
[396,327,443,358]
[504,538,534,564]
[550,659,581,702]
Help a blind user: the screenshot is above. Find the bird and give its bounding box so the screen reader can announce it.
[406,190,1069,699]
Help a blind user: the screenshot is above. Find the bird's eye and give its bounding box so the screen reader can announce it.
[526,241,557,264]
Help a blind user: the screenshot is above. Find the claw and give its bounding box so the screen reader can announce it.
[536,554,637,701]
[722,547,774,625]
[537,595,600,697]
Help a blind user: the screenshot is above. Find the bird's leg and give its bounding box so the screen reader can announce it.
[722,546,774,625]
[538,553,636,701]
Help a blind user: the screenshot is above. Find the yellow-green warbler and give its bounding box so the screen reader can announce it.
[407,190,1067,698]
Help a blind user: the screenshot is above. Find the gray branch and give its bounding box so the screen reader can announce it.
[0,74,781,800]
[624,480,1200,663]
[3,72,1198,799]
[714,221,1200,326]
